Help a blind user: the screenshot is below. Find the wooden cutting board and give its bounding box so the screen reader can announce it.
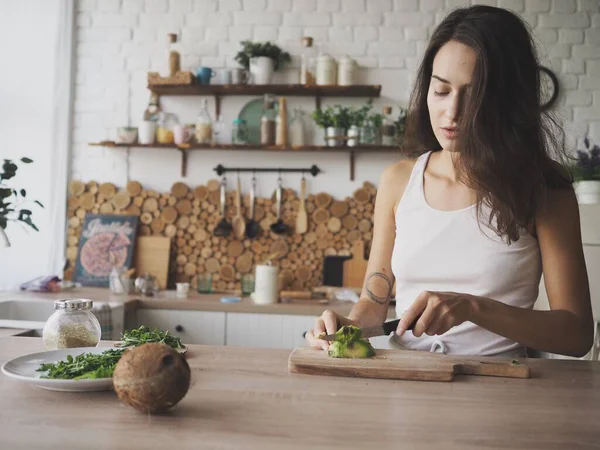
[343,240,368,288]
[288,347,530,382]
[135,236,171,289]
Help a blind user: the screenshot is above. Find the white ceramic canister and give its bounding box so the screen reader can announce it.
[316,54,337,85]
[337,55,357,86]
[252,264,279,304]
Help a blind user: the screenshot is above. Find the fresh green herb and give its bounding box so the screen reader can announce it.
[512,359,520,366]
[118,326,185,350]
[37,349,125,380]
[37,326,186,380]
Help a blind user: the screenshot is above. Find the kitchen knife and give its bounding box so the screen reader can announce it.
[319,316,419,341]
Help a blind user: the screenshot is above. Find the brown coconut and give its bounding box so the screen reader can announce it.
[113,343,191,414]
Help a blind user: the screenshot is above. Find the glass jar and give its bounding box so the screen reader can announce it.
[156,112,179,144]
[232,119,249,144]
[42,299,101,350]
[195,98,213,144]
[289,108,306,147]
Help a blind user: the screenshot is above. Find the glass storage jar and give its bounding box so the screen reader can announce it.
[232,119,249,144]
[42,299,102,350]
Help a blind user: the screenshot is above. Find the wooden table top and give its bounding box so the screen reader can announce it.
[1,337,600,449]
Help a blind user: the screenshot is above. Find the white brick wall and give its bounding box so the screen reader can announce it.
[72,0,600,196]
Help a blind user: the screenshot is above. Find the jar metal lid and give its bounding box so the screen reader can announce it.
[53,299,94,311]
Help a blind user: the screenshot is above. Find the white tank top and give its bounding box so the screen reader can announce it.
[391,151,542,356]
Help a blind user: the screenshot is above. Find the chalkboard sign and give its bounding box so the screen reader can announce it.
[73,214,139,287]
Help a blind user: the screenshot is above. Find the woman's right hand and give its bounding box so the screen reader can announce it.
[305,309,359,351]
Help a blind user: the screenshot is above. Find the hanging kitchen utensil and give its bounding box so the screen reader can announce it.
[213,175,232,237]
[232,173,246,240]
[270,173,288,235]
[295,173,308,234]
[245,173,260,239]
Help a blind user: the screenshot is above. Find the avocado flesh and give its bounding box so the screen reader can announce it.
[327,326,376,358]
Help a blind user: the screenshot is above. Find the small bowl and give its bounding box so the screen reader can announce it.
[116,127,138,144]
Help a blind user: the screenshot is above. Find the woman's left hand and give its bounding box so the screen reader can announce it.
[396,291,478,337]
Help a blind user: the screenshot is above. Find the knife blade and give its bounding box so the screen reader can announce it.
[320,316,419,342]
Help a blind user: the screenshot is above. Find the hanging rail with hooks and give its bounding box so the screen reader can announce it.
[213,165,321,177]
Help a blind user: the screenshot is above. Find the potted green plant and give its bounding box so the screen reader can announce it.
[568,137,600,204]
[347,103,373,147]
[234,41,291,85]
[312,105,353,147]
[0,157,44,247]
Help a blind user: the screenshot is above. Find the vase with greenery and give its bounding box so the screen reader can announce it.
[347,103,372,147]
[569,137,600,204]
[0,158,44,247]
[311,105,353,147]
[360,112,383,145]
[235,41,291,85]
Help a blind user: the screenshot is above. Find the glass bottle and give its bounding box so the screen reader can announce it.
[42,299,102,350]
[167,33,180,77]
[289,109,306,147]
[381,106,396,146]
[195,98,213,144]
[275,97,288,147]
[260,94,276,146]
[213,114,225,145]
[143,92,161,122]
[300,36,316,85]
[232,119,249,144]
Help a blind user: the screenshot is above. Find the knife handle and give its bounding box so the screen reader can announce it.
[382,315,420,335]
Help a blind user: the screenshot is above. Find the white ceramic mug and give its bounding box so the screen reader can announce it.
[217,68,232,85]
[173,124,192,145]
[138,120,157,145]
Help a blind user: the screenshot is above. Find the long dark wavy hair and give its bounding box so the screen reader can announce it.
[403,5,571,243]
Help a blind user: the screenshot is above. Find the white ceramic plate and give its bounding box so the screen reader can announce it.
[1,347,114,392]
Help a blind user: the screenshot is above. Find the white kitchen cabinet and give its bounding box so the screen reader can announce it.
[134,309,226,346]
[225,313,316,349]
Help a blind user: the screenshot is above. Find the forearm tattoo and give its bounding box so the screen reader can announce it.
[364,272,393,305]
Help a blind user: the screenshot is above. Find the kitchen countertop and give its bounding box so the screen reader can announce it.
[0,328,33,338]
[0,287,395,317]
[1,337,599,449]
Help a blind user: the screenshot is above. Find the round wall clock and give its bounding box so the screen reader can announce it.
[539,66,559,111]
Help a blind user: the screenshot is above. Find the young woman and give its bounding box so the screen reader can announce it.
[306,5,594,357]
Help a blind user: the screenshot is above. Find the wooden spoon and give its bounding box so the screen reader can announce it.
[232,175,246,239]
[296,175,307,234]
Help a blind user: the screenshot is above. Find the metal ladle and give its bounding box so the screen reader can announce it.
[213,175,232,237]
[245,173,260,239]
[270,173,288,235]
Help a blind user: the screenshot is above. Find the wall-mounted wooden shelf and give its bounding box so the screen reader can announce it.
[148,83,382,115]
[148,84,381,97]
[89,142,401,180]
